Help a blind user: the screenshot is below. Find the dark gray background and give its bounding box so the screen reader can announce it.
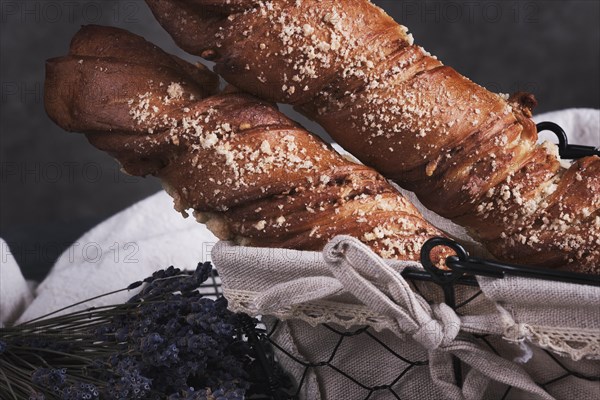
[1,0,599,280]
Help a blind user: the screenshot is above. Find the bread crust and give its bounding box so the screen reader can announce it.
[143,0,600,272]
[45,25,453,265]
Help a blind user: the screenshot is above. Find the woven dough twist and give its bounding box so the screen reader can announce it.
[45,25,453,264]
[144,0,600,272]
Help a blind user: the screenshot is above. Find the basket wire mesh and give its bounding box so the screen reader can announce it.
[199,122,600,399]
[202,258,599,399]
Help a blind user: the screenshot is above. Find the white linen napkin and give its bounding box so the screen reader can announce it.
[15,191,218,323]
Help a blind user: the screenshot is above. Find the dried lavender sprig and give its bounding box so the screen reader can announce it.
[2,306,133,334]
[0,262,264,399]
[20,284,142,326]
[0,365,19,399]
[0,358,50,399]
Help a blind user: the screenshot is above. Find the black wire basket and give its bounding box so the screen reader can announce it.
[200,122,600,399]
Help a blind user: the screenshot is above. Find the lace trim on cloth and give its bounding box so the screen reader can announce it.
[504,323,600,361]
[225,288,600,361]
[223,288,398,332]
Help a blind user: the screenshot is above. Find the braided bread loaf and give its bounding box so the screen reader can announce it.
[144,0,600,273]
[45,25,453,264]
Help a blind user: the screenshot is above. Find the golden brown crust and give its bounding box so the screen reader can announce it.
[144,0,600,273]
[45,25,453,265]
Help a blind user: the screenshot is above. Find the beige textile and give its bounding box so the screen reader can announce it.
[213,236,600,399]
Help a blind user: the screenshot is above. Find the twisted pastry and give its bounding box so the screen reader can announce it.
[45,25,453,264]
[144,0,600,273]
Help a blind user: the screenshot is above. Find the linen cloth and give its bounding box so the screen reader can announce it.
[213,235,599,400]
